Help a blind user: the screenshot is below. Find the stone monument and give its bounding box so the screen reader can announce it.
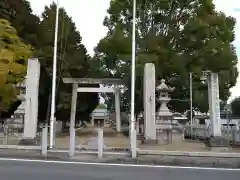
[143,63,156,140]
[207,73,221,137]
[17,58,40,144]
[143,62,176,144]
[155,79,174,144]
[15,81,26,116]
[201,72,228,150]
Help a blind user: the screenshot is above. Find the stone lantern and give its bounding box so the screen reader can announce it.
[155,79,174,144]
[14,80,26,117]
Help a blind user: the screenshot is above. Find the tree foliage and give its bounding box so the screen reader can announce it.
[0,1,99,123]
[0,0,45,118]
[0,0,42,49]
[38,3,99,122]
[230,97,240,117]
[0,19,32,111]
[95,0,238,115]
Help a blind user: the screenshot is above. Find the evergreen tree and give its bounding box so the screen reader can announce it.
[0,19,32,111]
[231,97,240,117]
[95,0,238,115]
[0,1,99,123]
[39,3,99,123]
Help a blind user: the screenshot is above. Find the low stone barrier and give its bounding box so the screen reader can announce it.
[184,125,240,146]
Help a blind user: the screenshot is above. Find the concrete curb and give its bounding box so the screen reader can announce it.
[100,155,240,168]
[0,149,240,168]
[0,145,41,150]
[138,150,240,158]
[0,152,63,160]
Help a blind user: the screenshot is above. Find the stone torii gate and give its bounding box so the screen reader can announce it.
[62,77,124,156]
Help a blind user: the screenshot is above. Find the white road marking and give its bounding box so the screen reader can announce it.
[0,157,240,171]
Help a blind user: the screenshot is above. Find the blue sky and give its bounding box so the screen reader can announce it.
[28,0,240,100]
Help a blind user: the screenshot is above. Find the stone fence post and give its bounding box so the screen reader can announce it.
[98,128,103,158]
[41,126,48,156]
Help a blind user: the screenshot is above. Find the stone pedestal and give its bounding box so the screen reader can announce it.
[19,138,38,145]
[158,129,172,144]
[204,136,229,151]
[143,139,158,144]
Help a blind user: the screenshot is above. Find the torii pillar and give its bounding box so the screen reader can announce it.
[114,87,121,133]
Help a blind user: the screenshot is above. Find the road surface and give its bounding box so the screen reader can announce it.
[0,159,239,180]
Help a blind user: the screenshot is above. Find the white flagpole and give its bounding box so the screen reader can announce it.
[49,0,60,148]
[130,0,136,131]
[130,0,137,158]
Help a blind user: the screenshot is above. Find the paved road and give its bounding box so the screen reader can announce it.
[0,159,239,180]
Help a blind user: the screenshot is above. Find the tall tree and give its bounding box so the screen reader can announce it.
[0,0,50,120]
[0,19,32,111]
[230,97,240,117]
[95,0,238,115]
[0,0,42,48]
[39,3,99,123]
[0,1,99,123]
